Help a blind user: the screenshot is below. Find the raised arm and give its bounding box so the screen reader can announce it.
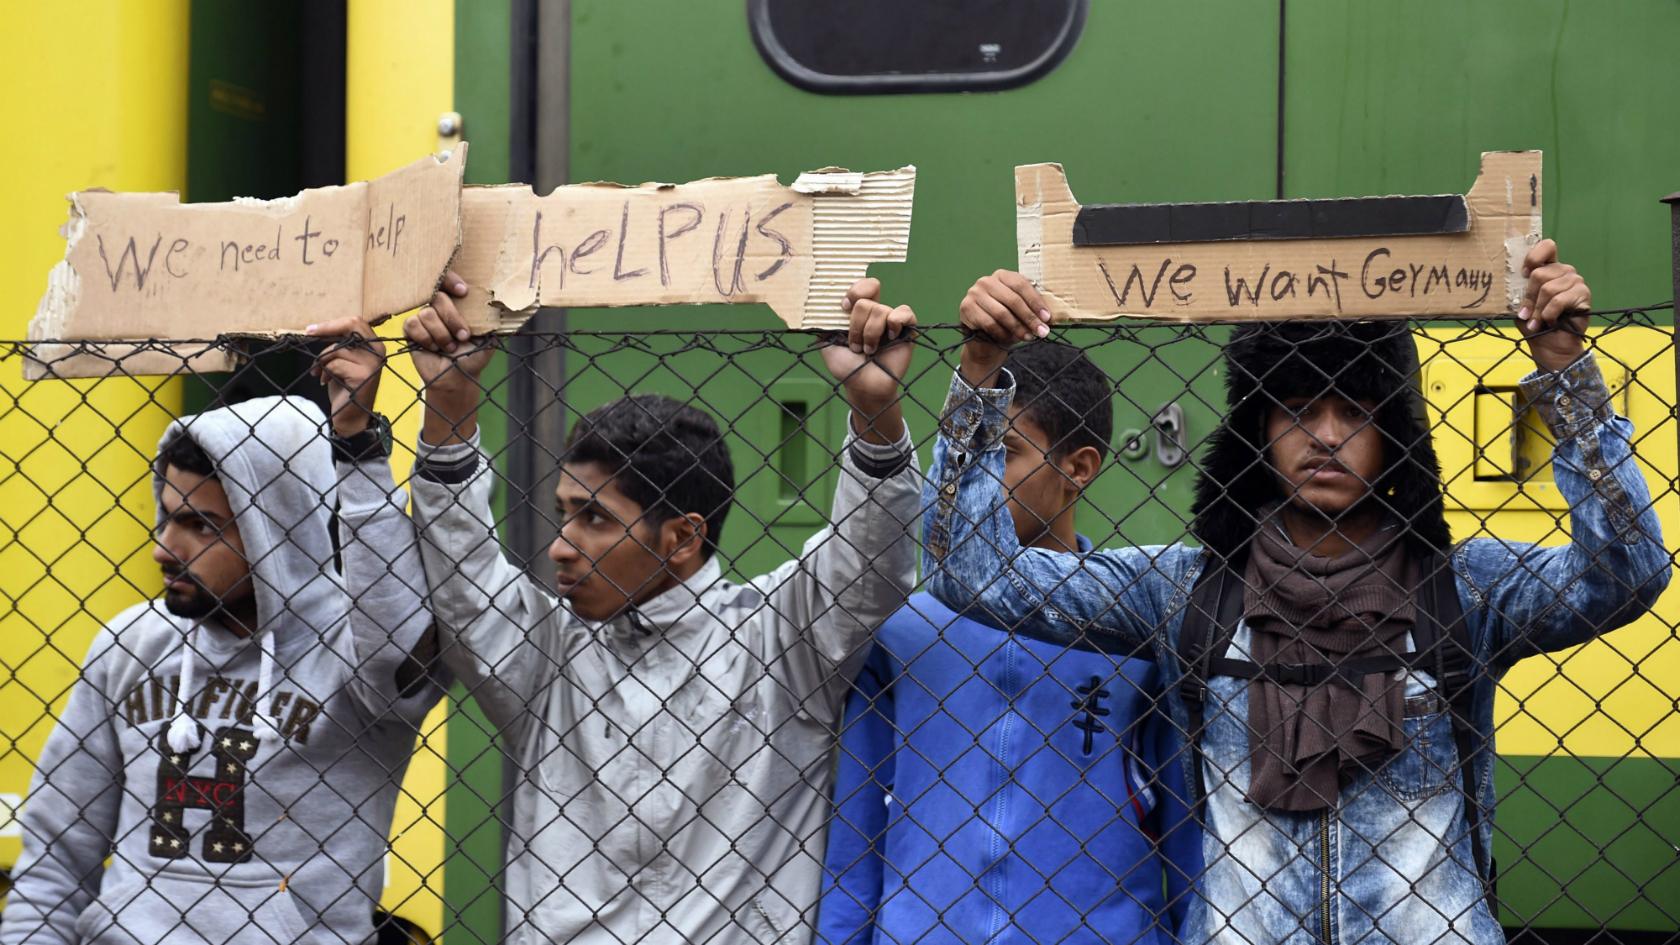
[1467,355,1668,661]
[309,318,446,726]
[409,436,556,737]
[1461,243,1670,663]
[334,458,446,723]
[0,630,124,945]
[922,271,1173,655]
[755,280,920,687]
[397,275,560,736]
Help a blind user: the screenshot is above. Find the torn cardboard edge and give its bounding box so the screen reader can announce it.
[24,145,468,379]
[451,165,915,332]
[1018,151,1541,323]
[25,160,917,380]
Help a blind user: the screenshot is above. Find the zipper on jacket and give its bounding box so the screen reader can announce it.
[752,897,783,939]
[1319,808,1333,944]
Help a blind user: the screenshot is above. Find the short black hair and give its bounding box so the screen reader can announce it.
[155,430,217,480]
[561,394,735,557]
[1006,341,1114,461]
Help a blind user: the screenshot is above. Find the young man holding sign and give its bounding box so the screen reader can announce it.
[345,274,920,944]
[918,243,1668,944]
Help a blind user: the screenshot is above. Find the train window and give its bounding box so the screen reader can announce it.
[749,0,1087,94]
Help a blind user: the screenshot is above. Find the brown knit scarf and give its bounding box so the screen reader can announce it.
[1242,514,1418,812]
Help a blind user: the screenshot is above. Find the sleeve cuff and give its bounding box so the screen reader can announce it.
[939,369,1015,453]
[846,424,915,479]
[1518,352,1615,441]
[414,430,483,485]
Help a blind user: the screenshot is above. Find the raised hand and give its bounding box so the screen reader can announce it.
[404,271,494,390]
[821,278,914,445]
[1518,239,1591,373]
[402,271,496,446]
[957,269,1052,386]
[306,316,386,437]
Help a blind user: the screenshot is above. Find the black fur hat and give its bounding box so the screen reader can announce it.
[1188,320,1451,558]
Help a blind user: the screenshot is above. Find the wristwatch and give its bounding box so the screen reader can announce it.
[329,412,393,464]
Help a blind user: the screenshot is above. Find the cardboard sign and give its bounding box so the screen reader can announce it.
[25,147,468,379]
[452,166,916,331]
[1016,151,1541,322]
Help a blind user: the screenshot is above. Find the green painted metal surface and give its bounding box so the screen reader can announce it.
[564,0,1279,575]
[1282,0,1680,313]
[1496,755,1680,931]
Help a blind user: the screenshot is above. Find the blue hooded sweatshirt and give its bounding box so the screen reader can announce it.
[817,586,1201,945]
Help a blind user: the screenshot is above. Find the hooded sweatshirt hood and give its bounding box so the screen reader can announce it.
[1189,320,1451,559]
[153,395,346,749]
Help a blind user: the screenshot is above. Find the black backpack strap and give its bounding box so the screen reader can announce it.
[1206,650,1435,686]
[1416,551,1494,902]
[1176,549,1246,810]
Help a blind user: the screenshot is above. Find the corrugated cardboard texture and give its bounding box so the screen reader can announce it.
[1016,151,1541,322]
[25,146,466,379]
[453,166,915,331]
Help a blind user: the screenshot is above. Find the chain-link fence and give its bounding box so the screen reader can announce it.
[1,306,1677,945]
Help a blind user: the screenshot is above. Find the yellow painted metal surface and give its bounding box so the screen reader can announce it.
[1421,326,1680,759]
[346,1,456,935]
[0,1,191,869]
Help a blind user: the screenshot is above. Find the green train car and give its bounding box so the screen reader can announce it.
[4,3,1677,944]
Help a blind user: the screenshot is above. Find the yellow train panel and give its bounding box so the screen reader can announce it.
[1421,326,1680,759]
[346,0,456,937]
[0,0,191,870]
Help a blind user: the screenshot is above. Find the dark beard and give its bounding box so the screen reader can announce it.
[162,571,222,619]
[163,581,220,618]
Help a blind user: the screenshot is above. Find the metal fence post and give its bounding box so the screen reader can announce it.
[1664,192,1680,470]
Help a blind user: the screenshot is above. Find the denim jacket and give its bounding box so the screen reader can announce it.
[922,353,1669,945]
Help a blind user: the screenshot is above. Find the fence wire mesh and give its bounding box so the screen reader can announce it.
[1,310,1677,945]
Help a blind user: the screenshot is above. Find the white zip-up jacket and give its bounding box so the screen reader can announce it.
[409,426,919,945]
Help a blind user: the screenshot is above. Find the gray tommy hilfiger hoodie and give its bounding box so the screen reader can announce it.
[1,396,442,945]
